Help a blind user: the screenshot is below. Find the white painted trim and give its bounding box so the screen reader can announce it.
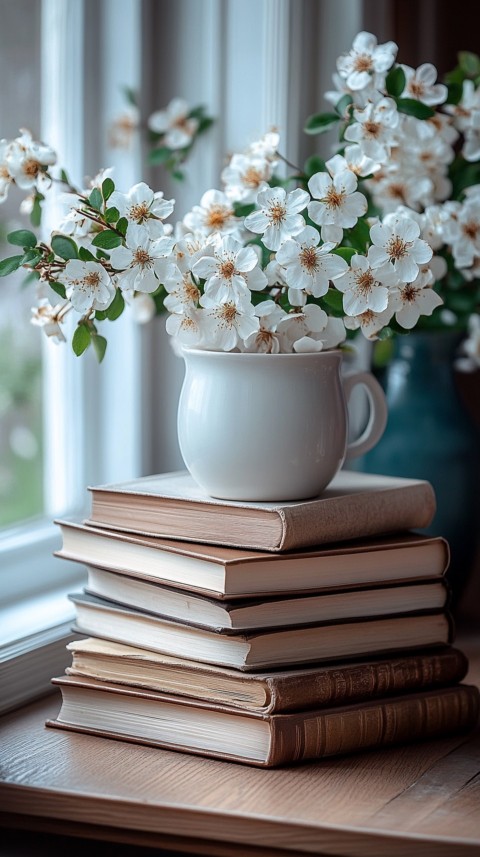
[261,0,291,142]
[41,0,87,516]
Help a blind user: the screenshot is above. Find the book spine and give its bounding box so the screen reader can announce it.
[279,482,436,551]
[268,648,469,713]
[267,685,479,765]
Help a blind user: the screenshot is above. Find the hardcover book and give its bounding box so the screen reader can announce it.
[83,565,448,632]
[55,521,449,599]
[70,592,452,671]
[86,469,436,552]
[47,676,480,767]
[66,638,469,714]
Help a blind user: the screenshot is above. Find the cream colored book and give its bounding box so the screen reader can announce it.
[55,520,448,599]
[70,592,452,671]
[86,469,436,552]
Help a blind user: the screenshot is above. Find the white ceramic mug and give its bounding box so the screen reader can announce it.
[177,349,388,501]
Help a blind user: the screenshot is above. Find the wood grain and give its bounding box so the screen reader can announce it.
[0,634,479,856]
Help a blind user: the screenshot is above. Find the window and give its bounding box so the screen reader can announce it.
[1,0,363,712]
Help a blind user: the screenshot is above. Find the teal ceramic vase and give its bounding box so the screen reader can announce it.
[355,331,480,605]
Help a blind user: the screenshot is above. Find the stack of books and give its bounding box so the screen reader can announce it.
[48,470,480,767]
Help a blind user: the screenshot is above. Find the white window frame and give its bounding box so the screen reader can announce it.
[0,0,144,712]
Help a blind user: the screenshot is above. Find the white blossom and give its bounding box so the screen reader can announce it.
[148,98,199,150]
[401,63,447,105]
[391,272,443,329]
[336,32,397,92]
[164,266,201,313]
[456,314,480,371]
[335,251,398,316]
[31,300,66,343]
[110,223,174,293]
[369,216,433,282]
[245,186,309,251]
[221,153,271,203]
[5,129,56,193]
[109,182,174,237]
[0,139,13,202]
[109,106,140,149]
[183,189,237,236]
[277,304,329,351]
[326,144,380,179]
[275,225,348,297]
[60,260,115,314]
[199,298,259,351]
[344,97,399,162]
[241,300,287,353]
[293,317,346,352]
[193,235,267,303]
[166,307,204,346]
[308,170,367,229]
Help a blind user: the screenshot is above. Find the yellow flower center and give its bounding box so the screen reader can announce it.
[387,236,409,260]
[299,246,319,272]
[242,166,263,188]
[355,270,376,294]
[325,187,346,209]
[268,203,286,224]
[353,54,373,73]
[134,248,152,266]
[129,202,150,222]
[206,205,232,230]
[84,272,101,288]
[219,259,236,279]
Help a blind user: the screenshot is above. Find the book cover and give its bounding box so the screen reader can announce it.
[55,522,449,599]
[87,469,436,552]
[47,676,480,767]
[67,638,469,714]
[83,565,449,631]
[69,592,452,671]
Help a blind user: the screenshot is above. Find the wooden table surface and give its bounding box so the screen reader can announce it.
[1,636,480,857]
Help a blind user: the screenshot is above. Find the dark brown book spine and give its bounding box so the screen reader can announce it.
[267,685,480,765]
[268,648,468,712]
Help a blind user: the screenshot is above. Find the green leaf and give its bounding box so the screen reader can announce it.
[303,155,326,178]
[458,51,480,78]
[7,229,37,248]
[197,116,214,134]
[49,281,67,299]
[102,177,115,201]
[30,195,42,228]
[60,168,71,185]
[105,288,125,320]
[91,333,107,363]
[149,146,172,166]
[304,112,340,135]
[171,169,185,181]
[321,288,344,313]
[396,98,435,119]
[105,206,120,224]
[95,309,107,321]
[122,85,138,107]
[116,217,128,237]
[332,247,356,263]
[88,187,103,211]
[335,94,353,117]
[72,323,91,356]
[78,246,96,262]
[377,326,394,341]
[346,219,371,253]
[21,249,41,265]
[446,81,463,105]
[385,66,406,97]
[233,202,256,218]
[0,255,24,277]
[372,339,394,368]
[91,230,123,249]
[51,234,78,260]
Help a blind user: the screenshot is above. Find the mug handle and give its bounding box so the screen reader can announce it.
[343,372,388,459]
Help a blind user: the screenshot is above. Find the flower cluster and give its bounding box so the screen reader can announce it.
[2,35,480,360]
[109,93,213,181]
[0,128,57,222]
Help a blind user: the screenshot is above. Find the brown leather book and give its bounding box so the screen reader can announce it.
[70,592,452,671]
[55,520,449,599]
[85,469,436,552]
[66,638,469,714]
[47,676,480,767]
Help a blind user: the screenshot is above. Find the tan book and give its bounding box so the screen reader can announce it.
[86,469,436,552]
[83,565,449,631]
[55,521,449,599]
[47,676,480,767]
[70,592,452,671]
[66,638,469,714]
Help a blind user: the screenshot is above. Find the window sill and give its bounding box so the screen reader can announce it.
[0,577,85,715]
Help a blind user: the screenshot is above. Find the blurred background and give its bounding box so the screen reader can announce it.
[1,0,479,623]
